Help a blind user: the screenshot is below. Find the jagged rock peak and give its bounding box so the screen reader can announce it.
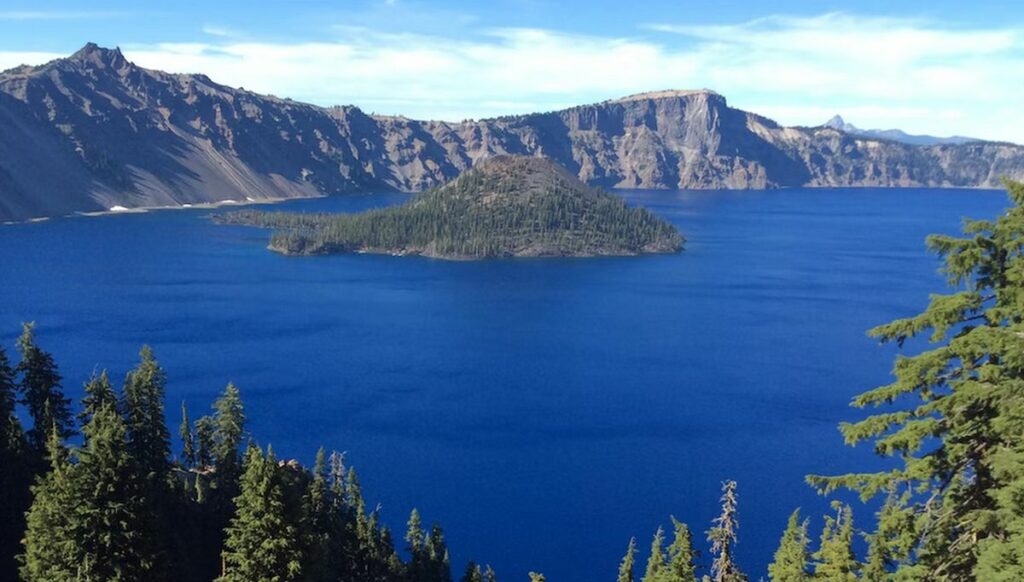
[68,42,129,70]
[824,115,845,128]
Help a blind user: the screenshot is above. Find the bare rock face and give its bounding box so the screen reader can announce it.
[2,45,1023,221]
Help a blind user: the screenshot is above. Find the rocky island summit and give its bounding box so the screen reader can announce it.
[217,155,684,259]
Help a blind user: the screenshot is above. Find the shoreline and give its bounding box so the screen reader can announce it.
[2,194,327,226]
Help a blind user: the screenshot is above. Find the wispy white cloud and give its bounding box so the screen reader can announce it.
[201,25,237,38]
[2,13,1022,142]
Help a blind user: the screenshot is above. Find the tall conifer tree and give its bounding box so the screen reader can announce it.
[666,517,698,582]
[0,345,30,582]
[642,526,667,582]
[180,400,196,468]
[218,445,303,582]
[707,481,745,582]
[617,538,637,582]
[809,180,1024,579]
[812,503,858,582]
[767,509,810,582]
[15,323,73,454]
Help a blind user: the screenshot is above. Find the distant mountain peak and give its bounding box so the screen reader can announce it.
[68,42,129,71]
[824,114,847,129]
[820,115,979,146]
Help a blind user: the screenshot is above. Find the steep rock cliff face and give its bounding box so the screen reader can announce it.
[2,44,1022,221]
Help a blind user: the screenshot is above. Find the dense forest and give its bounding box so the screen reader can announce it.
[214,156,684,259]
[2,181,1024,581]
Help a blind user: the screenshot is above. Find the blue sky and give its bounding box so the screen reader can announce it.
[2,0,1023,142]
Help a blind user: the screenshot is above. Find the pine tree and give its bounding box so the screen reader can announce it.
[425,523,453,582]
[617,538,637,582]
[304,447,331,582]
[180,400,196,468]
[767,509,810,582]
[19,428,77,582]
[79,369,116,425]
[462,562,484,582]
[406,508,427,580]
[812,502,858,582]
[195,415,215,468]
[666,517,698,582]
[73,402,157,580]
[218,445,303,582]
[706,481,745,582]
[122,345,171,481]
[0,345,30,582]
[643,526,667,582]
[15,322,73,454]
[808,180,1024,579]
[212,383,246,477]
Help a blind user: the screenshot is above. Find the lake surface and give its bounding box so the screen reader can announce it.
[0,188,1007,580]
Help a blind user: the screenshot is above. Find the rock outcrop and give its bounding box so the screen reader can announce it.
[2,44,1023,222]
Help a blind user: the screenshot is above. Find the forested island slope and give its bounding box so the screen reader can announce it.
[2,44,1024,221]
[217,156,684,259]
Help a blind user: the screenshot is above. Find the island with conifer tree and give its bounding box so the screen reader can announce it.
[215,156,684,259]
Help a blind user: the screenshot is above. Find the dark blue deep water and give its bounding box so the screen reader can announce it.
[0,188,1008,581]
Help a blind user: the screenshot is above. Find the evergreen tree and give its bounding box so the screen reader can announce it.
[666,517,698,582]
[74,402,157,580]
[706,481,745,582]
[406,508,427,580]
[462,562,484,582]
[218,445,303,582]
[642,527,667,582]
[195,414,215,468]
[15,322,73,454]
[212,383,246,477]
[0,345,30,582]
[180,400,196,468]
[19,428,77,582]
[22,408,156,582]
[79,369,116,425]
[304,447,331,582]
[812,503,858,582]
[808,180,1024,579]
[122,345,171,482]
[617,538,636,582]
[767,509,810,582]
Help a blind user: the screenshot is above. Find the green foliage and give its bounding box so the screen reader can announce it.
[218,445,304,582]
[218,157,683,259]
[21,402,158,581]
[807,180,1024,580]
[767,509,810,582]
[0,345,30,581]
[180,400,197,468]
[643,526,667,582]
[15,322,73,454]
[617,538,636,582]
[812,503,858,582]
[665,517,698,582]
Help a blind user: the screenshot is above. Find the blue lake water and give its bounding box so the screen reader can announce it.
[0,188,1008,580]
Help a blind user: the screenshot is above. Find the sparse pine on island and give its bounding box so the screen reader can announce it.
[216,156,684,259]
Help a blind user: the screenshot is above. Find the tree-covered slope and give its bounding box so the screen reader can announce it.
[217,156,685,259]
